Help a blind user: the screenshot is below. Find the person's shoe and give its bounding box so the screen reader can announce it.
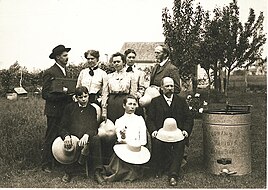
[62,173,71,183]
[169,177,177,186]
[41,165,52,173]
[94,170,106,185]
[78,154,88,165]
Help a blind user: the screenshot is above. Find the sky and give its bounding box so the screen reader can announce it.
[0,0,267,72]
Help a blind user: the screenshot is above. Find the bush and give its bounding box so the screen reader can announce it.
[0,97,46,169]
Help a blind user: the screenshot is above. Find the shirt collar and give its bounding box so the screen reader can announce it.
[78,102,87,108]
[159,58,169,67]
[124,113,135,117]
[55,62,66,76]
[163,94,173,102]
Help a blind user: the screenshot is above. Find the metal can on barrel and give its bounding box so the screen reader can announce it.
[202,105,252,175]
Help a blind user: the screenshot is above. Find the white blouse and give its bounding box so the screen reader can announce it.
[115,113,147,145]
[76,67,108,94]
[105,70,137,95]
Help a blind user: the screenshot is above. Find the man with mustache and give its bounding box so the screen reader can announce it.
[41,45,73,173]
[146,77,193,186]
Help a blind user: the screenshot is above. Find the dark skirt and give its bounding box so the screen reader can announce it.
[101,153,145,182]
[107,94,127,123]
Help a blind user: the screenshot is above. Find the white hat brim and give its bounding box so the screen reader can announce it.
[156,128,185,142]
[113,144,151,165]
[52,135,80,164]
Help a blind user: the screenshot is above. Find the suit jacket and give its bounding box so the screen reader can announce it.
[42,63,72,117]
[146,94,193,137]
[150,60,181,94]
[59,102,98,139]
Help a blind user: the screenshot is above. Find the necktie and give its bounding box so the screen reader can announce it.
[89,68,94,76]
[89,66,98,76]
[126,66,133,72]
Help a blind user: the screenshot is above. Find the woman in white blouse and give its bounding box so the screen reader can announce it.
[76,50,108,105]
[102,52,137,123]
[101,95,150,182]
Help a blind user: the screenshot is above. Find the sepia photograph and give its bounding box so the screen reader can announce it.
[0,0,266,188]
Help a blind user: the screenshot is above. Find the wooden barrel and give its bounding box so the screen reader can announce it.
[202,106,251,175]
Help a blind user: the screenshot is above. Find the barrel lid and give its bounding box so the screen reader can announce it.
[204,104,252,115]
[203,109,250,115]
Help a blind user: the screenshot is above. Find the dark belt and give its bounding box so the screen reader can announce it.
[109,92,128,95]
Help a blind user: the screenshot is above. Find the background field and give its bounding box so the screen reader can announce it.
[0,90,266,188]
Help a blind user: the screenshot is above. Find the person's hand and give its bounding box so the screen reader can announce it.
[182,130,188,138]
[64,135,72,149]
[117,138,126,144]
[79,134,89,146]
[63,87,68,93]
[152,131,158,138]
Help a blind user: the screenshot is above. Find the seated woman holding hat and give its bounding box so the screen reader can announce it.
[101,94,151,182]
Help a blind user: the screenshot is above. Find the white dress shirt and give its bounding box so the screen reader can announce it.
[163,94,173,106]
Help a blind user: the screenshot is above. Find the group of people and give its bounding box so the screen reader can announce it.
[41,44,193,186]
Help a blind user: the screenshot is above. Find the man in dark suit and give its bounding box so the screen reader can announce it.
[41,45,73,172]
[146,77,193,186]
[150,45,181,95]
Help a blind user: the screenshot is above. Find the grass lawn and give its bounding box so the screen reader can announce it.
[0,90,266,188]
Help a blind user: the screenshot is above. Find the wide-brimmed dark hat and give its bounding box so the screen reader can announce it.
[49,45,71,59]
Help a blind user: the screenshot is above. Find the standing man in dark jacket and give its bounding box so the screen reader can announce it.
[146,77,193,186]
[150,44,181,95]
[41,45,73,172]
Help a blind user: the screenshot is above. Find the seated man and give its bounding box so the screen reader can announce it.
[146,77,193,186]
[57,86,105,184]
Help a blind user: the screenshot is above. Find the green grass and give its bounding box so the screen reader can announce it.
[0,91,266,188]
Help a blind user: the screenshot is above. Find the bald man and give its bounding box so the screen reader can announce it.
[146,77,193,186]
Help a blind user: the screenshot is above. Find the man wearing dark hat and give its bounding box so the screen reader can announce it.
[146,77,193,186]
[41,45,73,173]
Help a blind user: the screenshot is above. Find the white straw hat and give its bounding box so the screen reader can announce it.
[139,86,160,107]
[52,135,80,164]
[91,103,101,122]
[98,119,116,137]
[145,86,160,98]
[113,140,151,165]
[139,94,152,107]
[156,118,184,142]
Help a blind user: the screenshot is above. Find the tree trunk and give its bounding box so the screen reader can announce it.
[245,67,248,90]
[206,69,212,103]
[225,69,231,100]
[220,68,225,93]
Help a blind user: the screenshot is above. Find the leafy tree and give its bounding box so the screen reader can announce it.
[162,0,205,91]
[162,0,266,97]
[196,9,223,91]
[219,0,266,95]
